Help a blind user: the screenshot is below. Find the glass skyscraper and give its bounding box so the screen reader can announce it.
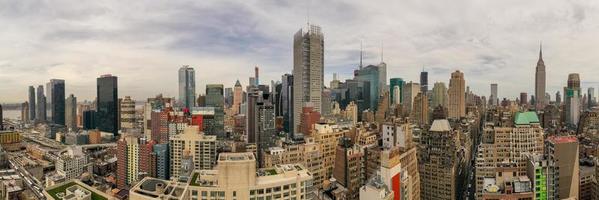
[97,74,118,136]
[178,65,196,109]
[50,79,66,125]
[28,86,36,121]
[205,84,224,137]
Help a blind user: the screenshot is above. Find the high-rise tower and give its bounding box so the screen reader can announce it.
[97,74,119,136]
[50,79,65,125]
[292,24,324,133]
[28,86,36,121]
[178,65,196,109]
[535,44,546,110]
[448,71,466,119]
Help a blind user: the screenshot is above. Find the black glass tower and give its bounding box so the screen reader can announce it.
[97,75,118,136]
[50,79,66,126]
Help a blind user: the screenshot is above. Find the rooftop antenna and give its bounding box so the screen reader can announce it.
[539,41,543,58]
[360,40,363,69]
[306,0,311,27]
[380,41,384,63]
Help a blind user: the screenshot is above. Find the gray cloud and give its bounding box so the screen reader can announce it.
[1,0,599,103]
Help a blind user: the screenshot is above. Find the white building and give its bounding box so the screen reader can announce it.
[55,146,90,180]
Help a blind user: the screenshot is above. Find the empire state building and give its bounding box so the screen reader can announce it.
[535,44,546,110]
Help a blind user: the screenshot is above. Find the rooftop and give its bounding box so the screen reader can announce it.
[547,136,577,144]
[514,111,540,125]
[218,152,255,161]
[430,119,451,132]
[45,181,108,200]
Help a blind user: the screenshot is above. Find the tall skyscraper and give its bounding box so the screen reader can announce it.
[206,84,225,138]
[432,82,448,108]
[520,92,528,105]
[389,78,404,105]
[21,102,29,123]
[50,79,65,125]
[535,44,546,110]
[490,83,498,106]
[420,119,460,199]
[97,74,119,136]
[420,70,429,92]
[280,74,294,134]
[233,80,243,114]
[36,85,46,122]
[588,87,595,109]
[564,73,581,127]
[178,65,196,109]
[65,94,77,131]
[255,66,259,85]
[28,86,36,121]
[293,24,324,133]
[448,70,466,119]
[355,65,381,110]
[401,82,420,115]
[378,62,387,94]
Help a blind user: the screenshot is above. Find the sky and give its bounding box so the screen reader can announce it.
[1,0,599,103]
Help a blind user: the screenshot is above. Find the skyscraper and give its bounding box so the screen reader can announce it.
[28,86,36,121]
[293,24,324,133]
[420,71,428,92]
[520,92,528,106]
[233,80,243,114]
[420,119,460,199]
[50,79,65,125]
[432,82,448,108]
[36,85,46,122]
[65,94,77,131]
[281,74,294,133]
[545,136,579,199]
[21,102,29,123]
[255,66,259,85]
[178,65,196,109]
[206,84,225,137]
[535,44,546,110]
[0,104,3,130]
[448,70,466,119]
[389,78,404,105]
[490,83,498,106]
[97,74,118,136]
[564,73,581,126]
[355,65,381,110]
[588,87,595,109]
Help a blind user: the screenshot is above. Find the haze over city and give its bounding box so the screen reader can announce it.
[1,0,599,103]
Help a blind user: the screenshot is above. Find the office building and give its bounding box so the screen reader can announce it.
[233,80,243,114]
[520,92,528,106]
[153,143,170,180]
[490,83,498,106]
[293,24,324,133]
[313,123,347,180]
[281,74,294,133]
[49,79,65,125]
[178,65,196,109]
[82,110,96,130]
[535,45,546,110]
[448,70,466,119]
[36,85,46,122]
[97,74,118,136]
[21,102,29,123]
[389,78,404,105]
[401,82,420,115]
[546,136,579,199]
[65,94,77,131]
[420,71,428,92]
[359,173,394,200]
[355,65,381,110]
[28,86,36,121]
[419,119,459,200]
[413,92,429,125]
[432,82,448,108]
[564,73,581,127]
[205,84,225,137]
[120,96,135,130]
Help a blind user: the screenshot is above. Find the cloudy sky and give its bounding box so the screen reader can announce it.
[1,0,598,103]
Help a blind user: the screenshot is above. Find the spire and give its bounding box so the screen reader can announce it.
[539,41,543,59]
[380,41,384,63]
[359,40,363,69]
